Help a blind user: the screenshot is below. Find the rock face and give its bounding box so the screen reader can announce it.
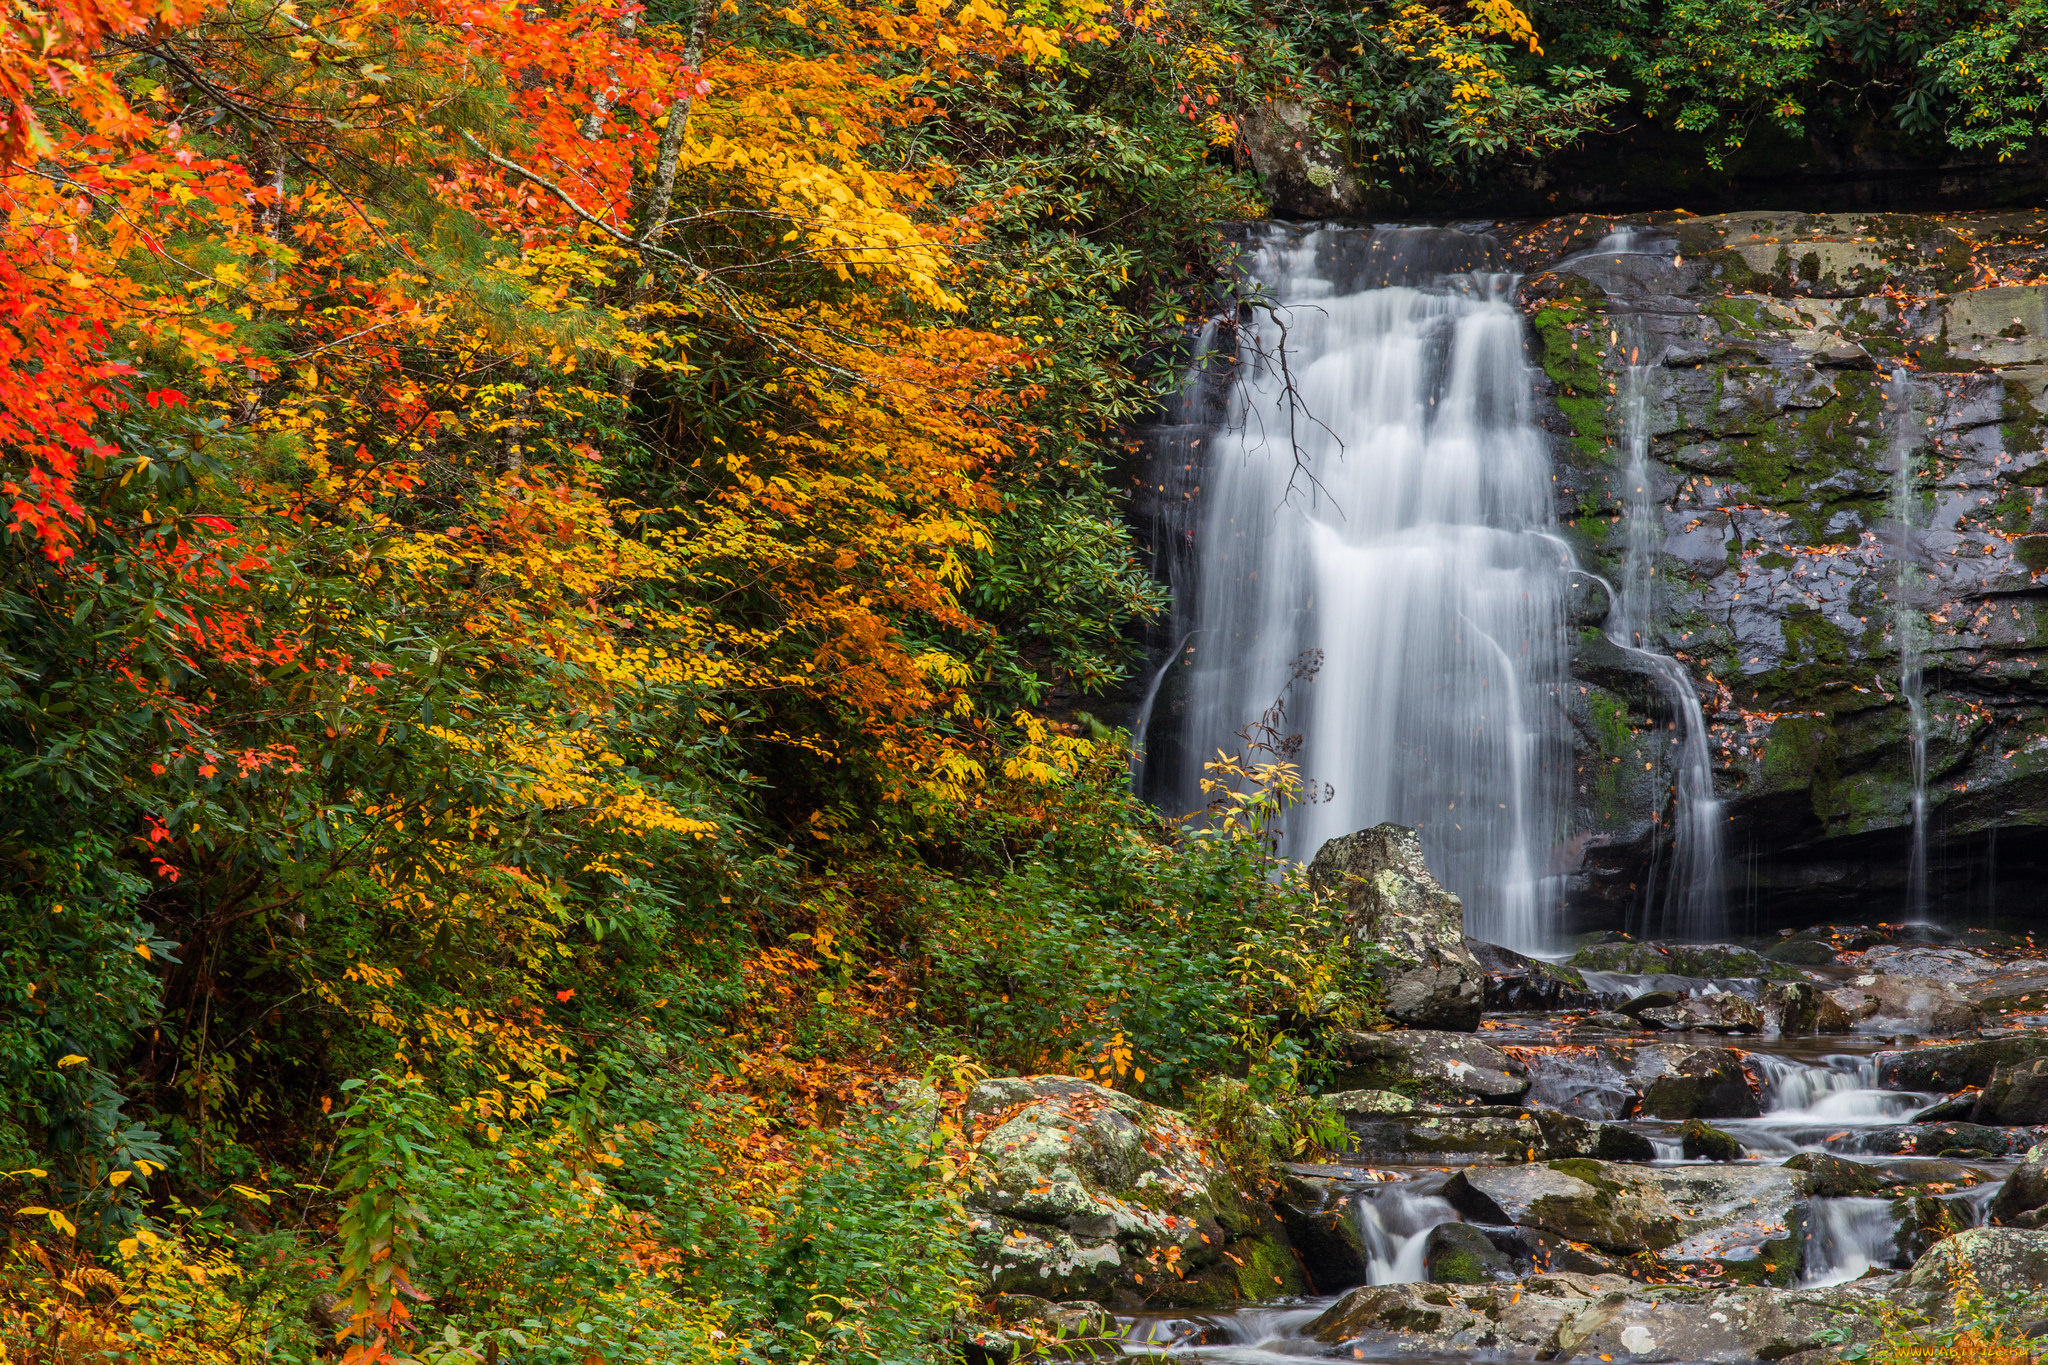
[1469,938,1601,1012]
[1339,1105,1597,1164]
[1975,1057,2048,1124]
[962,1076,1297,1307]
[1240,101,1365,220]
[1308,825,1486,1030]
[1514,208,2048,923]
[1759,981,1853,1034]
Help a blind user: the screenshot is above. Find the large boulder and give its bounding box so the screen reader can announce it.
[1239,101,1365,220]
[1631,1043,1760,1119]
[1271,1169,1371,1292]
[1326,1028,1529,1103]
[1876,1036,2048,1093]
[1973,1057,2048,1125]
[1443,1160,1804,1281]
[962,1076,1298,1307]
[1308,825,1485,1031]
[1833,973,1983,1036]
[1567,939,1778,980]
[1908,1227,2048,1295]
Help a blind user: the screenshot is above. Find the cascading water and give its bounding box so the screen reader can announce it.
[1153,225,1569,952]
[1800,1198,1898,1287]
[1356,1185,1460,1285]
[1886,367,1932,919]
[1608,317,1726,941]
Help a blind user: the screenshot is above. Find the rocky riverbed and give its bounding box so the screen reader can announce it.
[958,832,2048,1364]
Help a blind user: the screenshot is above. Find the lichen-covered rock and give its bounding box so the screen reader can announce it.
[1327,1027,1530,1102]
[1239,101,1365,220]
[1568,939,1777,979]
[1841,974,1984,1036]
[1308,825,1485,1030]
[1908,1226,2048,1294]
[962,1076,1298,1307]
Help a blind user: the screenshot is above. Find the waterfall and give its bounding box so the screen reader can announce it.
[1800,1198,1898,1287]
[1608,328,1726,941]
[1356,1185,1459,1284]
[1154,225,1569,952]
[1886,367,1932,919]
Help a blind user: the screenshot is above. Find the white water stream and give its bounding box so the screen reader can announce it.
[1885,367,1932,918]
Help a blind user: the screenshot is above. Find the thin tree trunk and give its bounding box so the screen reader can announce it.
[633,0,715,249]
[579,7,640,142]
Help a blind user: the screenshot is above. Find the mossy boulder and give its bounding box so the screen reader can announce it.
[1423,1223,1518,1284]
[1680,1120,1743,1161]
[962,1075,1299,1307]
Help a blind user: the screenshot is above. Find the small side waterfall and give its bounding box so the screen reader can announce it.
[1151,225,1569,952]
[1356,1185,1459,1284]
[1608,344,1726,940]
[1801,1198,1898,1287]
[1886,367,1932,919]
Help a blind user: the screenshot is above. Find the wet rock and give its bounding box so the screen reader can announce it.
[1988,1145,2048,1228]
[1570,1011,1652,1033]
[1487,1224,1637,1277]
[1680,1120,1743,1161]
[1784,1151,1884,1197]
[1341,1106,1594,1164]
[1825,986,1882,1024]
[1617,991,1683,1016]
[1570,940,1777,979]
[1840,975,1983,1036]
[1308,825,1484,1031]
[1306,1281,1493,1345]
[1469,938,1601,1012]
[1842,1123,2039,1158]
[963,1295,1121,1364]
[1876,1036,2048,1092]
[1859,945,2009,984]
[1270,1171,1370,1292]
[962,1075,1294,1306]
[1908,1227,2048,1294]
[1595,1125,1658,1161]
[1764,937,1842,966]
[1635,1006,1697,1031]
[1424,1222,1518,1283]
[1910,1092,1980,1122]
[1449,1159,1805,1281]
[1240,100,1365,220]
[1632,1043,1761,1119]
[1759,981,1853,1035]
[1973,1057,2048,1125]
[1327,1028,1530,1104]
[1893,1189,1969,1262]
[1677,993,1764,1034]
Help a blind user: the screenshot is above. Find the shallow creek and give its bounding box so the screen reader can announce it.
[1116,1000,2020,1362]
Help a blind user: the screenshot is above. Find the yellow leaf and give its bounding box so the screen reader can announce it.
[108,1170,130,1187]
[57,1055,87,1068]
[135,943,151,960]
